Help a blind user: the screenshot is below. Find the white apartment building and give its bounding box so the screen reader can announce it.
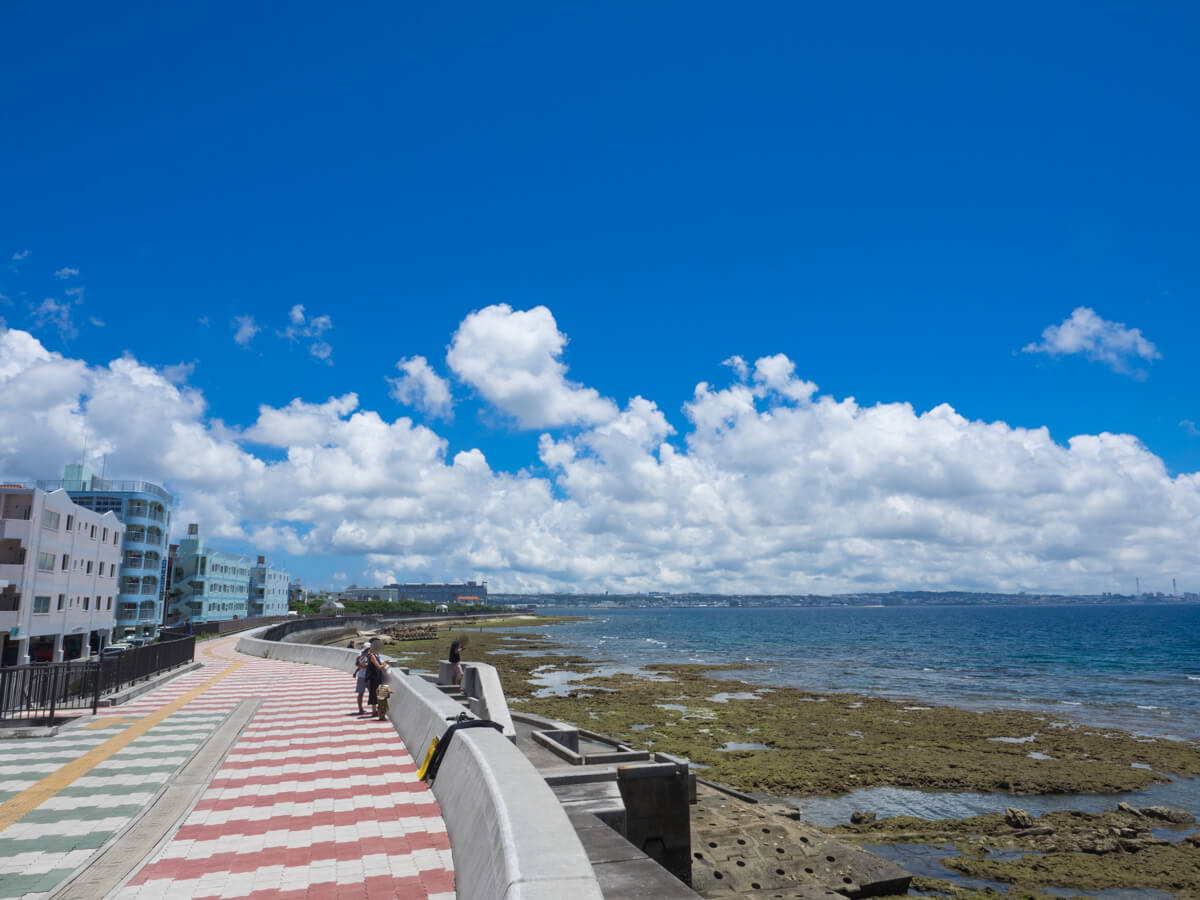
[0,486,124,666]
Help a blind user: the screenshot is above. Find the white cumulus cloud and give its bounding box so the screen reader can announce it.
[387,356,454,419]
[54,267,80,280]
[1023,307,1161,375]
[446,304,618,429]
[232,315,260,347]
[0,315,1197,596]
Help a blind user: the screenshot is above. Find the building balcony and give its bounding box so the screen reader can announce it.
[122,552,150,570]
[0,495,33,521]
[35,478,174,505]
[0,539,25,566]
[0,519,31,542]
[0,585,20,612]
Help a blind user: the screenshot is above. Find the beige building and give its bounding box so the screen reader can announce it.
[0,485,124,665]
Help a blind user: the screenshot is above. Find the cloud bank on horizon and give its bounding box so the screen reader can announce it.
[1,304,1197,595]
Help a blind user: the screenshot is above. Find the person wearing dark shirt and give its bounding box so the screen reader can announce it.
[449,638,463,685]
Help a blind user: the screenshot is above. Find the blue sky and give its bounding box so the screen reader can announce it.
[2,3,1198,594]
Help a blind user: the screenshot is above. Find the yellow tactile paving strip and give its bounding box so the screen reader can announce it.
[0,649,247,833]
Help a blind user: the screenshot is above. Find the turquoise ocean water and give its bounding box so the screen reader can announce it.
[534,604,1200,823]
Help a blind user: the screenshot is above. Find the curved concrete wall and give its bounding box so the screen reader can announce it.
[237,627,601,900]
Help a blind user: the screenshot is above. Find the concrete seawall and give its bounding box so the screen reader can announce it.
[237,625,604,900]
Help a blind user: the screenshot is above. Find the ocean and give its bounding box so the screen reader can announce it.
[535,603,1200,823]
[539,604,1200,742]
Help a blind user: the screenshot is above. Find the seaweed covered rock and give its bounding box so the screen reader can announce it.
[1139,805,1194,824]
[1004,807,1033,829]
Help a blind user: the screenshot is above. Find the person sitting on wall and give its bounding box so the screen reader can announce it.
[449,637,465,686]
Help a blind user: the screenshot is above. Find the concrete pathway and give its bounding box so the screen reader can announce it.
[0,635,454,899]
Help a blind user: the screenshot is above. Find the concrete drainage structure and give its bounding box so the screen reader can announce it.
[512,709,696,887]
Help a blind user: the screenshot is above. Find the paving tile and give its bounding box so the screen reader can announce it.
[0,635,454,899]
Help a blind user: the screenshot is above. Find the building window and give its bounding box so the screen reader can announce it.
[83,596,90,610]
[60,554,69,571]
[86,561,93,574]
[38,551,55,572]
[43,510,60,530]
[90,525,97,539]
[57,594,65,610]
[66,514,74,530]
[33,596,50,614]
[107,596,112,610]
[102,527,108,542]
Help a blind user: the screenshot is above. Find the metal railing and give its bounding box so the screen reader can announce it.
[96,637,195,698]
[0,663,98,722]
[0,636,195,724]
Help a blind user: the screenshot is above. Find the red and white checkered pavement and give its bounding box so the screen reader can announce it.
[114,638,455,899]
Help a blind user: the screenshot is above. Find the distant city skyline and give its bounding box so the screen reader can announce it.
[1,3,1197,594]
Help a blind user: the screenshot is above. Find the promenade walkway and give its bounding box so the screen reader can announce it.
[0,634,454,899]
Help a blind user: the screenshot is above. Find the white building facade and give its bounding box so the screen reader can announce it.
[0,486,123,666]
[42,465,176,642]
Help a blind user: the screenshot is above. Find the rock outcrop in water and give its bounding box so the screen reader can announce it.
[831,805,1200,894]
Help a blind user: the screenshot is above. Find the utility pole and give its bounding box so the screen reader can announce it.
[1136,576,1141,596]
